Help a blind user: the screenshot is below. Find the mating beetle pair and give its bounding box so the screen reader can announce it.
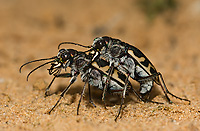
[20,36,190,121]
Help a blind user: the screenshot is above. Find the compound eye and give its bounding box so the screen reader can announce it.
[101,40,106,46]
[93,39,105,51]
[61,54,68,61]
[58,49,65,57]
[95,41,102,49]
[110,45,122,57]
[57,49,70,62]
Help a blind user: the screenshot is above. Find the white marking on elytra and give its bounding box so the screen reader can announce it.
[128,50,153,75]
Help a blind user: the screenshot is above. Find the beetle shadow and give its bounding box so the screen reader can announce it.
[148,85,163,101]
[86,87,140,107]
[49,81,163,108]
[48,84,141,107]
[134,84,162,103]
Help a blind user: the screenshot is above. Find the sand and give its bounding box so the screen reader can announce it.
[0,0,200,130]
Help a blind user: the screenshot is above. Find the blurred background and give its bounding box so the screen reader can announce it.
[0,0,200,130]
[0,0,199,80]
[0,0,199,90]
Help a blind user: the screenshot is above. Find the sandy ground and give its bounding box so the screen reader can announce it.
[0,0,200,130]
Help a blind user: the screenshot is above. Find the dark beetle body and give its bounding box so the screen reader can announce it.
[50,49,133,94]
[91,36,159,95]
[58,36,190,104]
[20,47,137,121]
[47,48,141,121]
[86,36,190,104]
[20,36,190,121]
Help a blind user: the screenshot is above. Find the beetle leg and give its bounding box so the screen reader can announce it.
[102,63,114,107]
[88,83,96,108]
[45,73,73,97]
[137,72,159,83]
[138,72,190,104]
[45,76,56,97]
[77,80,87,115]
[48,74,78,114]
[158,72,191,104]
[115,73,130,121]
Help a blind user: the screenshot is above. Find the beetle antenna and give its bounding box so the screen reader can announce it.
[58,42,92,49]
[19,56,57,73]
[26,60,56,81]
[84,48,95,53]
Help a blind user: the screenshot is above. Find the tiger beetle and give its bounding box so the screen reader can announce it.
[58,36,191,107]
[19,47,143,121]
[19,49,95,114]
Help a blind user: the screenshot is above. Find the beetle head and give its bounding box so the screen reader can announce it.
[48,49,77,75]
[92,36,110,51]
